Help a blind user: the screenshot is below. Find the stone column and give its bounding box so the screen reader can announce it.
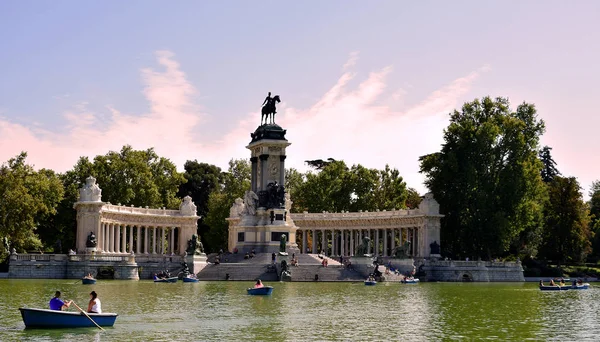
[312,230,317,254]
[136,226,141,254]
[302,230,307,254]
[128,225,133,253]
[279,155,286,185]
[259,154,269,192]
[340,230,345,256]
[115,224,121,253]
[383,229,388,256]
[391,228,396,252]
[350,229,354,256]
[321,230,326,255]
[121,225,127,253]
[170,228,175,254]
[375,229,379,256]
[161,227,166,254]
[144,226,149,254]
[97,222,103,251]
[152,227,157,254]
[250,157,258,193]
[331,230,336,256]
[108,224,113,253]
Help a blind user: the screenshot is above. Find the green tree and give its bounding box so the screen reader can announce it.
[371,165,409,211]
[419,97,547,259]
[539,176,591,263]
[204,159,250,252]
[588,181,600,258]
[0,153,64,261]
[539,146,560,183]
[177,161,223,243]
[405,188,422,209]
[284,168,306,213]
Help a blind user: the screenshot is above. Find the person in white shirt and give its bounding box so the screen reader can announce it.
[87,291,102,314]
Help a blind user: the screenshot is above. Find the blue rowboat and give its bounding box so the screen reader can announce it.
[364,280,377,286]
[19,308,118,328]
[539,285,570,291]
[182,276,199,283]
[82,278,96,285]
[401,278,420,284]
[571,283,590,290]
[247,286,274,295]
[154,277,178,283]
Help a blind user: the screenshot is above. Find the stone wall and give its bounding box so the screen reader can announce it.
[421,260,524,282]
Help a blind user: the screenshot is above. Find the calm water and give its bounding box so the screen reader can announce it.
[0,280,599,341]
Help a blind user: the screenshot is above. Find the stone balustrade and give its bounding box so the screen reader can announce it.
[102,203,182,216]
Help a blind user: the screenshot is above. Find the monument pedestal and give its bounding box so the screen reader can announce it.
[186,254,208,274]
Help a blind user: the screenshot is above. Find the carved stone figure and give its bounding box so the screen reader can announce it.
[259,182,285,209]
[229,198,245,217]
[261,92,281,125]
[186,234,204,255]
[355,237,371,256]
[86,231,97,248]
[179,195,197,216]
[392,241,411,259]
[79,176,102,202]
[243,191,259,216]
[430,240,440,255]
[284,192,292,211]
[11,248,16,255]
[418,192,440,215]
[279,234,287,253]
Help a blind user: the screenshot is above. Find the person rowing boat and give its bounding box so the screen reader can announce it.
[49,291,72,311]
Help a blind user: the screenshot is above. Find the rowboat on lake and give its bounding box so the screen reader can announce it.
[247,286,274,295]
[539,283,590,291]
[364,280,377,286]
[182,275,199,283]
[19,308,118,328]
[82,278,96,285]
[154,277,178,283]
[401,278,420,284]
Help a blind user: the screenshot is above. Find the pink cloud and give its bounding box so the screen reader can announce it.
[0,51,486,196]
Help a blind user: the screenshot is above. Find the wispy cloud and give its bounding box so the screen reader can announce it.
[0,51,486,194]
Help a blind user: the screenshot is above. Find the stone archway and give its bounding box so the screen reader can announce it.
[460,273,473,282]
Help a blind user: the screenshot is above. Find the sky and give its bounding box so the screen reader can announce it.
[0,1,599,199]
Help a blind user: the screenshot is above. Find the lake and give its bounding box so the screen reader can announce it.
[1,280,599,341]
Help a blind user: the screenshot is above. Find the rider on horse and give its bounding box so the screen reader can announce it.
[262,92,275,113]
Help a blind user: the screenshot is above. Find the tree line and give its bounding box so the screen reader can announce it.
[1,96,599,266]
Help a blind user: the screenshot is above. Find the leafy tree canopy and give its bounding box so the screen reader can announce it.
[419,96,547,259]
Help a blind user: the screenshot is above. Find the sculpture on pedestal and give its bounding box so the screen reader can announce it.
[355,237,371,256]
[430,241,440,255]
[261,92,281,125]
[279,234,287,254]
[230,198,245,217]
[259,182,286,209]
[86,232,97,248]
[243,191,259,216]
[79,176,102,202]
[179,196,197,216]
[186,234,204,255]
[392,241,411,259]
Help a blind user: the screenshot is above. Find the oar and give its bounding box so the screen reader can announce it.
[72,302,104,331]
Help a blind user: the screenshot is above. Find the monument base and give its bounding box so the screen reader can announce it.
[185,254,208,274]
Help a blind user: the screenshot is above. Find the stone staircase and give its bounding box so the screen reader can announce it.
[196,253,363,282]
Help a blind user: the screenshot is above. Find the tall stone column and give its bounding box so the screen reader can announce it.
[144,226,149,254]
[250,157,258,193]
[152,227,157,254]
[331,230,336,256]
[170,228,175,254]
[312,230,317,254]
[391,228,396,251]
[161,227,166,255]
[279,155,286,185]
[340,230,345,256]
[121,225,127,253]
[136,226,141,254]
[374,229,379,256]
[350,230,354,256]
[128,225,133,253]
[115,225,121,254]
[97,222,103,251]
[302,230,307,254]
[383,229,388,257]
[321,230,326,255]
[259,154,269,192]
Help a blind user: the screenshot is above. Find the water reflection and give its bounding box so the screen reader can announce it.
[1,280,600,341]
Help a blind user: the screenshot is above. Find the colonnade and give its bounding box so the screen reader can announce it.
[96,222,180,255]
[296,227,419,257]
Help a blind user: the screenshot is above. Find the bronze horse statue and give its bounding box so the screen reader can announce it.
[261,95,281,125]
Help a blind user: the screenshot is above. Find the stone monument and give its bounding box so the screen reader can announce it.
[226,92,299,254]
[185,234,207,275]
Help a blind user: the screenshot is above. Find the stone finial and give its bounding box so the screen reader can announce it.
[418,192,440,215]
[179,195,197,216]
[78,176,102,202]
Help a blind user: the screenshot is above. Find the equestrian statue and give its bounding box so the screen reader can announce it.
[261,92,281,125]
